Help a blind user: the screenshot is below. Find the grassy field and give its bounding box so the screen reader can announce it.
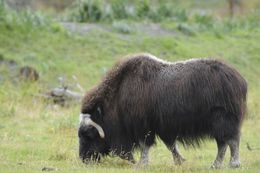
[0,1,260,172]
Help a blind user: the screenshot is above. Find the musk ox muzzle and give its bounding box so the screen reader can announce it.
[78,113,108,163]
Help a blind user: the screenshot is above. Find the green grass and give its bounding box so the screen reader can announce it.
[0,2,260,172]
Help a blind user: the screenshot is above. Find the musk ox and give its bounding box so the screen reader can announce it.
[78,53,247,168]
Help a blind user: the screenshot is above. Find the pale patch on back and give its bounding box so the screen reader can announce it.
[136,53,202,65]
[142,53,172,65]
[180,58,202,64]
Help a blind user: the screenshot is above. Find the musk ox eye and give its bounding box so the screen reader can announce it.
[97,107,102,115]
[91,106,103,119]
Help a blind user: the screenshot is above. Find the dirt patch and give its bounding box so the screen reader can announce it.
[61,22,176,36]
[135,23,176,36]
[62,22,108,35]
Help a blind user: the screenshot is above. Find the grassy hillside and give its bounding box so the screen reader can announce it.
[0,1,260,173]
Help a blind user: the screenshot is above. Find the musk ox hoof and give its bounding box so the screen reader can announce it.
[134,161,148,168]
[138,160,148,166]
[136,160,149,167]
[229,161,240,168]
[210,163,222,169]
[130,159,136,164]
[174,157,186,165]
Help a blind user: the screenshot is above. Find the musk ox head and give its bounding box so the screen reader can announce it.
[78,107,108,163]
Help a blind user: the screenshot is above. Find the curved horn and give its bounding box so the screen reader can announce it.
[80,113,105,138]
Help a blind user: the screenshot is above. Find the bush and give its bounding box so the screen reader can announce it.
[149,4,177,22]
[0,0,51,30]
[173,9,188,22]
[136,0,150,18]
[69,0,103,22]
[177,23,196,36]
[67,0,189,22]
[0,0,7,22]
[65,0,260,35]
[157,4,173,19]
[111,0,129,19]
[194,13,214,29]
[18,10,50,27]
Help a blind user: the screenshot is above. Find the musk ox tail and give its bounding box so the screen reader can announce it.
[219,61,248,123]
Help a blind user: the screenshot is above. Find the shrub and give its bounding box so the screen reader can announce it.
[177,23,196,36]
[0,0,7,22]
[18,10,50,27]
[157,4,173,19]
[67,0,191,23]
[0,0,51,30]
[194,13,214,29]
[69,0,103,22]
[136,0,150,18]
[149,3,175,22]
[111,0,129,19]
[173,9,189,22]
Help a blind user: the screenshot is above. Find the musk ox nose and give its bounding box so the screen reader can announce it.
[79,151,91,163]
[80,151,101,163]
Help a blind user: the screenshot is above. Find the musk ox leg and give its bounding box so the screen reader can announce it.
[211,108,241,168]
[137,142,150,166]
[228,138,240,168]
[160,136,185,165]
[167,142,186,165]
[211,140,228,169]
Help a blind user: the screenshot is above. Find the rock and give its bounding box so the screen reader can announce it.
[42,166,56,172]
[19,66,39,81]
